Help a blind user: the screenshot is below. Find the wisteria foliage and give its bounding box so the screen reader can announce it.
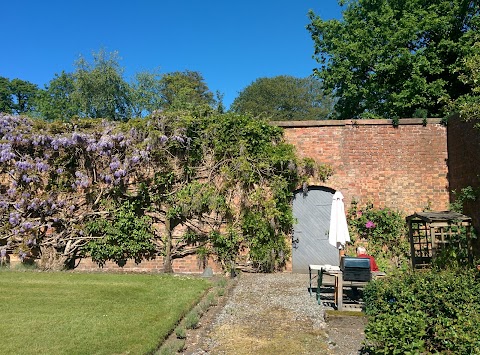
[0,112,309,271]
[0,114,163,267]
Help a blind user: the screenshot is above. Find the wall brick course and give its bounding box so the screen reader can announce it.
[277,118,449,215]
[74,118,453,274]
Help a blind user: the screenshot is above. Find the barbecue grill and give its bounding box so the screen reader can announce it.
[340,257,371,282]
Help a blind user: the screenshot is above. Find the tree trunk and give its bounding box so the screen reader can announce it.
[163,215,174,273]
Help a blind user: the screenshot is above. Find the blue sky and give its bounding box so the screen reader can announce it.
[1,1,342,109]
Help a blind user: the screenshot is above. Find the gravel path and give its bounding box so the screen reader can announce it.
[188,273,366,355]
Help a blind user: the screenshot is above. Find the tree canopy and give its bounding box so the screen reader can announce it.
[0,77,39,115]
[72,50,132,120]
[4,50,220,121]
[157,70,215,111]
[36,71,77,121]
[231,75,335,120]
[451,42,480,126]
[307,0,480,119]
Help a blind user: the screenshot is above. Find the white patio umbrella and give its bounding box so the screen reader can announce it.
[328,191,350,249]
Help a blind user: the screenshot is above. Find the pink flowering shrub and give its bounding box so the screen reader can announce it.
[347,200,409,271]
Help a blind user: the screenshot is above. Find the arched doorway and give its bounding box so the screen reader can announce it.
[291,186,340,273]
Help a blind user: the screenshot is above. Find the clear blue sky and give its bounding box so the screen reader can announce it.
[1,1,342,109]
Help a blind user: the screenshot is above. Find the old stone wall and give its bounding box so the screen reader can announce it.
[277,118,450,215]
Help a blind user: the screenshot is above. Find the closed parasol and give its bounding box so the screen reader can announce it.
[328,191,350,249]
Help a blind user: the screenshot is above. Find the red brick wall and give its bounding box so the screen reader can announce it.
[447,115,480,235]
[74,118,450,274]
[277,118,450,215]
[74,254,224,274]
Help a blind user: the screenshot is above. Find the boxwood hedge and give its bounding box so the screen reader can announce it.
[363,268,480,354]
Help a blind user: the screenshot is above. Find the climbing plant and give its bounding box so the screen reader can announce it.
[0,111,324,271]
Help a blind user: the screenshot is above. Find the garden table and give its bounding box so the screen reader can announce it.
[312,266,387,311]
[308,264,341,296]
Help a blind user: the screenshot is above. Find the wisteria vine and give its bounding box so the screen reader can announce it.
[0,113,190,269]
[0,111,323,272]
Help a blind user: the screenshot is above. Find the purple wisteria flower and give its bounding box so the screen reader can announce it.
[73,171,90,189]
[20,221,33,232]
[26,239,36,247]
[109,160,121,172]
[15,160,33,171]
[365,221,376,229]
[18,251,27,260]
[130,155,140,165]
[171,135,185,144]
[36,161,50,173]
[27,198,40,211]
[14,199,25,209]
[22,174,33,183]
[7,187,17,197]
[9,212,21,226]
[0,144,16,162]
[113,169,126,178]
[0,249,6,258]
[71,132,87,143]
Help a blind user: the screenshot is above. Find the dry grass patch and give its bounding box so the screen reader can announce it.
[208,306,330,355]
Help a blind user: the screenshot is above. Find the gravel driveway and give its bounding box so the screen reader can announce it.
[188,273,366,355]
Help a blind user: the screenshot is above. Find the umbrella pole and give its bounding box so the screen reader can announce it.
[339,246,345,264]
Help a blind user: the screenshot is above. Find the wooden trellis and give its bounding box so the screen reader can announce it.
[406,211,472,269]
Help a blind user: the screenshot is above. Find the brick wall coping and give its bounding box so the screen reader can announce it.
[272,118,443,128]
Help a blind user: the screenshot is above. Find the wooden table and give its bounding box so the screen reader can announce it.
[313,266,387,311]
[319,269,344,310]
[308,264,342,309]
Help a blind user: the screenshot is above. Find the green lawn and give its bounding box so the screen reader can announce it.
[0,271,211,355]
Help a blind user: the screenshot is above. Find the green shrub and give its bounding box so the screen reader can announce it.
[174,327,186,339]
[216,278,227,288]
[184,311,200,329]
[206,292,217,306]
[158,339,185,355]
[363,268,480,354]
[199,299,211,313]
[347,201,409,271]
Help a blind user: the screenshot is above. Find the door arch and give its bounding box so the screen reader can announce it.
[291,186,340,273]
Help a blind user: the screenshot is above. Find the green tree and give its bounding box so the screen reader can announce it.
[36,71,78,121]
[8,78,39,114]
[0,76,13,113]
[73,49,132,120]
[451,42,480,126]
[158,70,215,111]
[231,75,335,120]
[307,0,480,119]
[130,70,164,117]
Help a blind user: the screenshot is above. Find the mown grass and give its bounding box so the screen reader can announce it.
[0,270,211,354]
